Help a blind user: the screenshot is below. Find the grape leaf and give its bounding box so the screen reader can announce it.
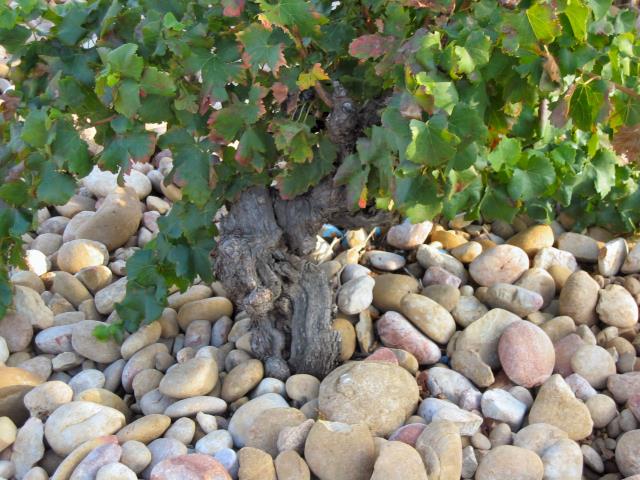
[590,149,617,197]
[257,0,325,37]
[103,43,144,80]
[140,67,176,96]
[480,187,519,222]
[238,24,287,75]
[508,153,556,201]
[349,34,393,59]
[114,79,141,118]
[488,138,521,172]
[297,63,329,90]
[21,109,49,148]
[395,174,443,222]
[563,0,590,41]
[569,81,604,131]
[222,0,245,17]
[526,3,562,43]
[277,138,336,198]
[36,164,76,205]
[406,116,460,166]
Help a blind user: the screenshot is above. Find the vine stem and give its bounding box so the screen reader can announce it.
[583,71,640,100]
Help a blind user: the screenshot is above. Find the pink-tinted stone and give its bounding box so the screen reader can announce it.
[365,348,399,365]
[553,334,584,377]
[498,320,555,388]
[608,372,640,403]
[69,443,122,480]
[388,423,426,447]
[422,266,462,288]
[628,394,640,422]
[469,245,530,287]
[386,220,432,250]
[150,454,232,480]
[376,312,441,365]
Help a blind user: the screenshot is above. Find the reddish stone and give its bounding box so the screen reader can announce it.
[366,348,399,365]
[608,372,640,403]
[150,454,231,480]
[422,266,462,288]
[498,320,555,388]
[376,312,441,365]
[553,334,584,377]
[388,423,426,446]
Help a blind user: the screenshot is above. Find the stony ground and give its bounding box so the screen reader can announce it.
[1,159,640,480]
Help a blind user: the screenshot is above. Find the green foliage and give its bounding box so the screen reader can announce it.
[2,0,640,334]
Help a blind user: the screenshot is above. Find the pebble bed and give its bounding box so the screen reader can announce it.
[1,158,640,479]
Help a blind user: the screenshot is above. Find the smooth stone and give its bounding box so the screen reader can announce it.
[415,420,462,480]
[454,308,519,368]
[386,220,432,250]
[57,240,108,275]
[44,401,126,455]
[49,435,119,480]
[564,373,597,401]
[10,270,45,294]
[515,268,556,308]
[450,241,483,263]
[11,417,45,479]
[476,445,544,480]
[528,375,593,440]
[13,285,55,329]
[23,381,72,419]
[616,430,640,476]
[94,277,128,315]
[116,414,171,444]
[388,423,426,447]
[76,388,130,418]
[400,293,456,344]
[163,418,195,445]
[228,393,289,448]
[96,462,138,480]
[318,361,419,437]
[237,447,276,480]
[150,453,231,480]
[533,247,579,271]
[0,312,33,353]
[163,396,226,418]
[68,369,105,396]
[372,274,420,312]
[598,238,627,276]
[73,187,142,251]
[68,443,122,480]
[120,440,151,474]
[167,285,213,310]
[176,297,233,330]
[159,357,218,399]
[540,315,575,342]
[426,367,480,406]
[121,322,162,360]
[213,449,238,479]
[422,265,462,288]
[0,367,43,424]
[451,349,495,388]
[513,423,568,454]
[195,430,233,455]
[340,264,371,283]
[133,369,164,401]
[418,398,483,436]
[469,245,529,287]
[597,284,638,328]
[122,343,169,392]
[558,271,599,326]
[245,407,306,457]
[608,373,640,403]
[498,320,555,388]
[275,450,311,480]
[366,250,406,271]
[71,321,121,363]
[538,438,582,480]
[337,276,374,318]
[570,344,616,389]
[0,416,17,451]
[35,325,74,354]
[557,232,599,262]
[143,438,188,479]
[484,283,544,317]
[416,245,468,283]
[553,333,584,377]
[276,418,315,454]
[506,225,554,256]
[51,272,92,308]
[304,421,375,480]
[622,243,640,273]
[421,284,460,312]
[376,311,441,365]
[586,394,618,428]
[451,295,488,327]
[285,374,320,404]
[481,389,527,429]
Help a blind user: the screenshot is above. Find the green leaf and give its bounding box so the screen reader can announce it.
[21,109,49,148]
[0,182,30,207]
[415,74,459,114]
[563,0,590,41]
[0,25,30,52]
[443,169,483,219]
[480,187,519,222]
[235,127,267,169]
[569,81,604,131]
[273,120,314,163]
[464,31,492,68]
[257,0,325,37]
[526,2,562,43]
[237,24,286,75]
[57,4,90,45]
[406,116,460,166]
[395,174,443,222]
[51,120,91,176]
[114,79,141,118]
[591,149,617,197]
[277,137,336,198]
[488,138,521,172]
[508,153,556,201]
[588,0,611,20]
[105,43,144,80]
[36,164,76,205]
[140,67,176,96]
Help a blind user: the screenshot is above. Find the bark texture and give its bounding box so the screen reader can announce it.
[214,85,395,379]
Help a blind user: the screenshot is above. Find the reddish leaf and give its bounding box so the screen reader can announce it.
[543,48,561,83]
[613,125,640,164]
[222,0,245,17]
[348,34,393,59]
[272,82,289,104]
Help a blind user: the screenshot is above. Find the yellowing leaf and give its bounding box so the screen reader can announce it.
[296,63,329,90]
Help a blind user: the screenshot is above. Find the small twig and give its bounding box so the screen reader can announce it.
[313,83,334,109]
[90,114,117,126]
[583,71,640,100]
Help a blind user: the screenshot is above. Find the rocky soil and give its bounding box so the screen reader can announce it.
[1,158,640,479]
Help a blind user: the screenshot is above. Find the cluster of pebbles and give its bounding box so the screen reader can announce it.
[1,158,640,480]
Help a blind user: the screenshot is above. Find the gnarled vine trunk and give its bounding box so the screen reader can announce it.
[214,86,394,379]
